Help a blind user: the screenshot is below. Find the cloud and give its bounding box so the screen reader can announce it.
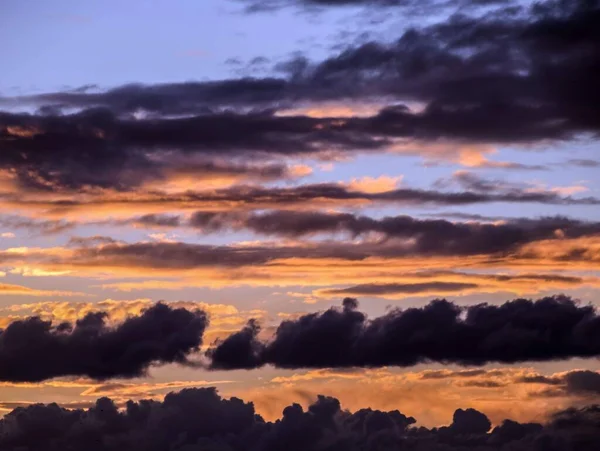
[317,281,482,296]
[314,272,592,299]
[246,366,591,425]
[184,212,600,252]
[236,0,514,14]
[2,385,600,450]
[0,303,208,382]
[0,216,75,235]
[0,299,262,349]
[0,0,597,197]
[518,369,600,398]
[0,283,87,297]
[0,111,318,191]
[568,159,600,168]
[0,106,588,194]
[2,0,597,151]
[1,232,599,289]
[208,296,600,369]
[4,181,596,222]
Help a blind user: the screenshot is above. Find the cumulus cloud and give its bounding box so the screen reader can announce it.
[1,386,600,450]
[208,296,600,369]
[0,303,208,382]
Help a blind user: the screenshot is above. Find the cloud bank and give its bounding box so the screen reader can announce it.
[208,296,600,369]
[1,386,599,450]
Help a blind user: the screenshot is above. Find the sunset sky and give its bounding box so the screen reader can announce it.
[1,0,600,449]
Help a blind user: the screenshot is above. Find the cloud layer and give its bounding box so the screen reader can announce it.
[1,386,600,451]
[0,0,598,194]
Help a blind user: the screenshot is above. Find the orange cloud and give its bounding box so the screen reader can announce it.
[345,175,404,193]
[237,367,593,426]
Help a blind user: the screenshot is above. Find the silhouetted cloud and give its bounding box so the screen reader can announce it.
[186,212,600,253]
[2,386,600,450]
[320,281,480,295]
[0,0,596,196]
[318,274,586,297]
[208,296,600,369]
[519,370,600,397]
[0,303,208,382]
[2,0,597,155]
[1,111,320,190]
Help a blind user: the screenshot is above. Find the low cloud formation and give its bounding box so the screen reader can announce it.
[208,296,600,369]
[0,303,208,382]
[2,386,600,450]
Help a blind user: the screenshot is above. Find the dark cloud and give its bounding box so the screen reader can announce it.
[564,371,600,395]
[186,212,600,256]
[59,223,600,271]
[3,386,600,450]
[517,374,563,385]
[1,110,319,190]
[319,274,585,297]
[420,369,492,379]
[1,0,597,150]
[449,408,492,434]
[0,303,208,382]
[131,214,183,228]
[459,380,507,388]
[520,370,600,398]
[208,296,600,369]
[1,105,566,192]
[11,181,598,212]
[0,0,597,194]
[320,281,480,295]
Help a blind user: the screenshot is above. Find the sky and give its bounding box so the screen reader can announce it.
[1,0,600,449]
